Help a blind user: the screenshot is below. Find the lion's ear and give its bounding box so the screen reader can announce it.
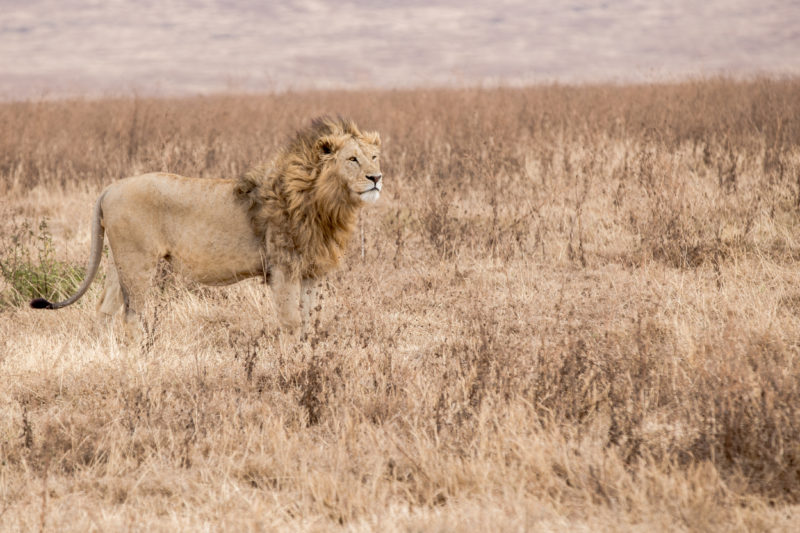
[315,135,344,156]
[363,132,381,147]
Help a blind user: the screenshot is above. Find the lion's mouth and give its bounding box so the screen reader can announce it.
[359,188,381,203]
[362,181,382,193]
[360,182,382,194]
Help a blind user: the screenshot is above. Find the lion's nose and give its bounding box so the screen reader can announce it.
[366,173,382,184]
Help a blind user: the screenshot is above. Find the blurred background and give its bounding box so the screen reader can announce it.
[2,0,799,99]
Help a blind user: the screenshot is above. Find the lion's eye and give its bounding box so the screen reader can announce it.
[348,156,358,162]
[372,155,378,160]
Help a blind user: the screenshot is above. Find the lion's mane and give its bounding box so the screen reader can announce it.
[234,116,380,278]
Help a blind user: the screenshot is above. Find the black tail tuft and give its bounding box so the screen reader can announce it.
[30,298,54,309]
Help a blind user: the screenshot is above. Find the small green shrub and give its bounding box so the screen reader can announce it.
[0,219,84,308]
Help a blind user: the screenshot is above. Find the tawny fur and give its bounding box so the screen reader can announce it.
[30,116,382,340]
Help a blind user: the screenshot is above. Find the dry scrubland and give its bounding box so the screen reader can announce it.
[1,79,800,531]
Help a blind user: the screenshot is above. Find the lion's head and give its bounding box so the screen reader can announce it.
[301,116,383,205]
[235,116,382,277]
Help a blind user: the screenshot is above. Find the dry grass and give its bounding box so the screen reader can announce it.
[1,78,800,531]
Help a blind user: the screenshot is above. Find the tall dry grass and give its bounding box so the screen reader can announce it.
[1,78,800,531]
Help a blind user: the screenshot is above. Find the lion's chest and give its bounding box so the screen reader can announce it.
[301,238,346,279]
[266,225,349,280]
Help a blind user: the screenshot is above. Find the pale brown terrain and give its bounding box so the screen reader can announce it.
[1,79,800,531]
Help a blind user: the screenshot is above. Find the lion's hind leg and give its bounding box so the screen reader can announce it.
[104,241,164,344]
[96,259,125,319]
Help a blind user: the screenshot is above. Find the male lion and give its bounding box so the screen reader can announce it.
[30,116,383,339]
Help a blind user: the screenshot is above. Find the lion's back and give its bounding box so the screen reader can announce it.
[100,172,264,284]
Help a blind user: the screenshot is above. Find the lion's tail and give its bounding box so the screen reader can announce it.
[30,191,107,310]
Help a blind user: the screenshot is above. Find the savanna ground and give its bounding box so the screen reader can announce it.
[1,79,800,531]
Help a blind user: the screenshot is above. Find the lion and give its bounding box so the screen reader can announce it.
[30,116,383,340]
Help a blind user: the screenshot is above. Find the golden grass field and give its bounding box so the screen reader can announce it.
[1,79,800,531]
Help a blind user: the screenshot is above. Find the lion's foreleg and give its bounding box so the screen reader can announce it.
[300,278,317,339]
[270,265,302,340]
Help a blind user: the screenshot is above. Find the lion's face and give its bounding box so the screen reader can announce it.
[332,136,383,204]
